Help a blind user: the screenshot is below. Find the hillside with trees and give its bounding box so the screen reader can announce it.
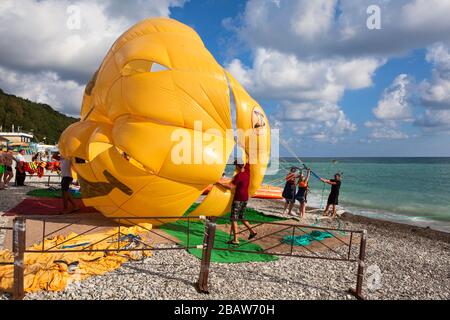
[0,88,78,144]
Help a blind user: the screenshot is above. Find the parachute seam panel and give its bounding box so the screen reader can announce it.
[224,70,236,133]
[199,82,229,130]
[112,31,203,55]
[174,82,226,132]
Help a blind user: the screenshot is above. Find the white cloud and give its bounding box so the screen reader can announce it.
[225,0,450,144]
[420,43,450,109]
[417,109,450,129]
[414,43,450,131]
[0,0,185,115]
[366,44,450,139]
[401,0,450,34]
[226,48,377,142]
[365,74,413,140]
[233,0,450,59]
[222,0,450,153]
[102,0,185,21]
[365,120,409,140]
[0,66,84,116]
[368,127,409,140]
[223,0,450,147]
[373,74,413,121]
[228,48,381,103]
[277,102,357,143]
[0,1,122,81]
[365,43,450,139]
[290,0,336,41]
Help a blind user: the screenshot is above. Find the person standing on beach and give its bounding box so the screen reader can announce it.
[57,154,80,214]
[0,150,5,190]
[321,173,341,218]
[296,169,311,219]
[220,161,257,245]
[14,149,27,186]
[3,148,15,188]
[282,167,297,215]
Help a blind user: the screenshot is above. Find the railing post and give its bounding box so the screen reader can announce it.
[349,230,367,300]
[196,216,217,294]
[13,217,26,300]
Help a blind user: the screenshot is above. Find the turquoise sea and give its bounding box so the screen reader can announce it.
[241,158,450,233]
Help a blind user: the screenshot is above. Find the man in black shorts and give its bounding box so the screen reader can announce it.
[321,173,341,218]
[14,149,27,186]
[0,150,5,189]
[220,161,257,245]
[58,154,79,214]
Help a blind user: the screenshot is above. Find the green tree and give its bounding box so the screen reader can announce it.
[0,88,79,144]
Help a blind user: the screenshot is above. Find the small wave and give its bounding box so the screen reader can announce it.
[304,196,450,233]
[342,205,450,233]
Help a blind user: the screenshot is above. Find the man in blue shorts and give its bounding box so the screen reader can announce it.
[220,161,257,245]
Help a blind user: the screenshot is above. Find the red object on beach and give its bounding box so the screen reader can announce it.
[3,198,99,216]
[15,161,62,177]
[202,177,231,195]
[202,178,283,200]
[252,185,283,199]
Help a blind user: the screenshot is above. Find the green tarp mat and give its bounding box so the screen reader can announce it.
[160,220,278,263]
[160,205,287,263]
[27,188,81,199]
[24,192,286,263]
[217,207,286,225]
[282,231,333,246]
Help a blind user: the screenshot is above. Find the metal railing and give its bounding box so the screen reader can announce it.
[0,227,13,267]
[2,215,367,300]
[197,216,367,299]
[23,174,61,186]
[0,224,19,298]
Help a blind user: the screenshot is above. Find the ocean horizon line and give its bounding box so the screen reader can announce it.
[278,156,450,159]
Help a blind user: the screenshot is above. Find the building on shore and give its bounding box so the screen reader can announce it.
[0,131,58,155]
[0,131,34,152]
[0,136,8,149]
[0,132,34,144]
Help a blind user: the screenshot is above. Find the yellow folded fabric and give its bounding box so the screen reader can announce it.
[0,224,152,293]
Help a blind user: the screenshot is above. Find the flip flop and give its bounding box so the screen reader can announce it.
[248,232,257,240]
[226,240,239,246]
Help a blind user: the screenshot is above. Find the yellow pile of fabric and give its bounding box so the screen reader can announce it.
[0,224,152,293]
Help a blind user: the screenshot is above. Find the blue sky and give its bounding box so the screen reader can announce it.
[174,1,450,157]
[0,0,450,156]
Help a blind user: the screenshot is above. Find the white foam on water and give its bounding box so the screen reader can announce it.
[303,188,450,233]
[262,158,450,233]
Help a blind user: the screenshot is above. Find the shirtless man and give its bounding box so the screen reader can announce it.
[0,150,5,189]
[2,148,14,188]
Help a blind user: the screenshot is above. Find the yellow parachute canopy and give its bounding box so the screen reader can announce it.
[59,18,271,223]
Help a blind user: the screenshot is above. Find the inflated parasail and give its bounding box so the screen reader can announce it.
[59,17,270,224]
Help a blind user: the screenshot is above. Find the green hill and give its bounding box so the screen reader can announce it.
[0,88,79,144]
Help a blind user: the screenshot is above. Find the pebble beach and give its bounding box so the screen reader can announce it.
[1,182,449,300]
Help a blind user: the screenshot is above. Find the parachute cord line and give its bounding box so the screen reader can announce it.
[279,139,323,182]
[280,139,305,166]
[224,70,237,133]
[320,181,326,210]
